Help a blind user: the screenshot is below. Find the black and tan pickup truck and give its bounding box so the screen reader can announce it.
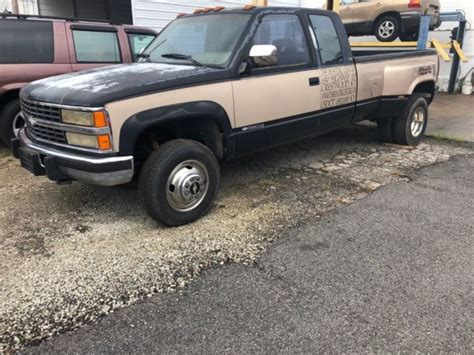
[12,6,439,226]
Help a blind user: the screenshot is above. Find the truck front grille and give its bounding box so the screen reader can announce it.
[21,98,67,145]
[21,98,62,123]
[26,122,67,144]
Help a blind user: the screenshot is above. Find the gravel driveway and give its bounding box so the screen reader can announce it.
[0,125,472,351]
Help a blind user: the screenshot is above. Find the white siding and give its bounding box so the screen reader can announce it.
[131,0,305,31]
[0,0,38,14]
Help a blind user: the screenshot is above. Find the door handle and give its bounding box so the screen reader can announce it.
[309,77,320,86]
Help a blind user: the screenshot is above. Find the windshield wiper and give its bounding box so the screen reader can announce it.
[161,53,205,67]
[137,53,151,63]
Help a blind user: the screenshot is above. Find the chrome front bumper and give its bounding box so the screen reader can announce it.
[14,129,134,186]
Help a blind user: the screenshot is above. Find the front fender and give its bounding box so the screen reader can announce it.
[118,101,233,156]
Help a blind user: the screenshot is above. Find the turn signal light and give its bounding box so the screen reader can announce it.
[243,5,256,10]
[408,0,421,8]
[193,8,204,14]
[97,134,112,151]
[93,111,107,128]
[213,6,225,11]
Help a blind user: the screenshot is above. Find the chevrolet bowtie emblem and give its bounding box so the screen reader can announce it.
[27,115,37,126]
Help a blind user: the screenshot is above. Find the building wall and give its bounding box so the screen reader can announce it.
[131,0,306,31]
[0,0,38,14]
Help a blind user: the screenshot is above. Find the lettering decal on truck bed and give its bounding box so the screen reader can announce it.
[418,65,433,76]
[320,66,357,109]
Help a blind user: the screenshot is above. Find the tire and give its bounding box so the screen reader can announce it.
[0,98,24,146]
[374,16,400,42]
[399,32,419,42]
[377,117,394,143]
[392,94,428,146]
[138,139,220,227]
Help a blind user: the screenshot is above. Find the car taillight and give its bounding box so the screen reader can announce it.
[408,0,422,8]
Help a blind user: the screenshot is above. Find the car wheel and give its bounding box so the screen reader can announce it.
[0,98,25,146]
[399,32,419,41]
[375,16,400,42]
[392,94,428,146]
[139,139,220,227]
[377,117,394,143]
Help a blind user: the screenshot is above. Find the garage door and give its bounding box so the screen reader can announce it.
[37,0,133,24]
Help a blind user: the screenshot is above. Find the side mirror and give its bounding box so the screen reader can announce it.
[249,44,278,67]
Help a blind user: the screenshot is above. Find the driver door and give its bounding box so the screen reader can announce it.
[231,14,321,152]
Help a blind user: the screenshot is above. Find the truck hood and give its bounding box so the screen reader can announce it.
[20,63,229,107]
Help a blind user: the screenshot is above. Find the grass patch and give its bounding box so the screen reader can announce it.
[427,134,468,143]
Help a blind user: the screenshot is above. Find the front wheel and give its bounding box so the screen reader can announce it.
[0,99,25,146]
[392,94,429,146]
[139,139,220,227]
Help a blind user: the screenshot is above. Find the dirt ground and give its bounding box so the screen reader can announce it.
[0,125,472,351]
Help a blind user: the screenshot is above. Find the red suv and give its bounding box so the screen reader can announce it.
[0,15,157,146]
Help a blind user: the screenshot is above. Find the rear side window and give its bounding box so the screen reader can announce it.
[72,30,121,63]
[253,14,310,68]
[0,20,54,64]
[309,15,343,66]
[128,33,156,62]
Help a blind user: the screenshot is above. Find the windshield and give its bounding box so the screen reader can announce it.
[141,14,251,68]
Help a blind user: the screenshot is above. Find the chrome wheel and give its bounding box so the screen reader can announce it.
[378,20,395,39]
[166,160,209,212]
[411,107,425,137]
[12,112,25,138]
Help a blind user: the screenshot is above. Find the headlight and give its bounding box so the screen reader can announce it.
[66,132,112,151]
[62,110,107,128]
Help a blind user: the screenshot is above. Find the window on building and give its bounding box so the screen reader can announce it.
[309,15,343,65]
[0,20,54,63]
[72,30,121,63]
[252,14,310,68]
[128,33,156,62]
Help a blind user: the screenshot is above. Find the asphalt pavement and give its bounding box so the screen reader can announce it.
[23,154,474,353]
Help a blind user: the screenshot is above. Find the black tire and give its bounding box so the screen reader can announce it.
[374,16,400,42]
[392,94,428,146]
[0,98,24,146]
[399,32,419,42]
[377,117,394,143]
[138,139,220,227]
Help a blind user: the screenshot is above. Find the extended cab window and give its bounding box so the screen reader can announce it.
[72,30,121,63]
[142,14,251,68]
[128,33,156,62]
[253,14,310,68]
[0,20,54,63]
[309,15,344,66]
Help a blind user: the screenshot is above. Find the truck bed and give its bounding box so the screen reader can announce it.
[352,48,438,63]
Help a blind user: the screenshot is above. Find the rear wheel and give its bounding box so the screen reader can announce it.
[139,139,220,227]
[392,94,428,146]
[375,16,400,42]
[0,98,24,146]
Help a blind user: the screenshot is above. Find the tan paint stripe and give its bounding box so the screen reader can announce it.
[106,82,235,150]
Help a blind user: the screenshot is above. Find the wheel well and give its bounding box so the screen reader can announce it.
[413,81,436,104]
[0,90,20,112]
[133,117,225,166]
[374,12,401,31]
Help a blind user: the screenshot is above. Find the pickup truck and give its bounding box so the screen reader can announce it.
[12,6,439,226]
[0,15,156,146]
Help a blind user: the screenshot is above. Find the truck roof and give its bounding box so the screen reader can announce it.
[0,13,156,33]
[178,6,332,18]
